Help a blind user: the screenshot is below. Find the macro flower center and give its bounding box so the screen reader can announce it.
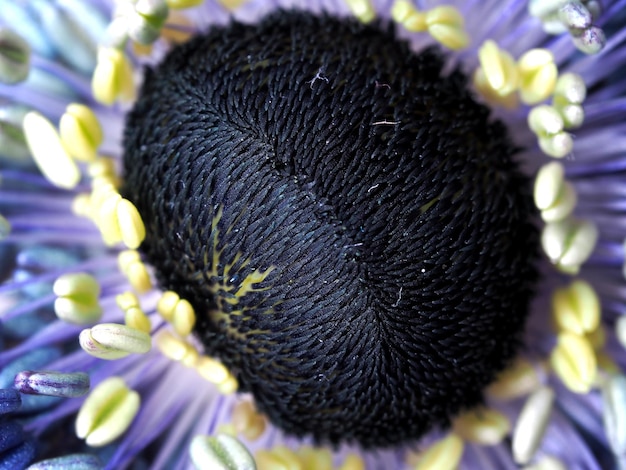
[122,11,539,447]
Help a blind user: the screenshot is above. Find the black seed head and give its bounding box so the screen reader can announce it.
[122,11,539,448]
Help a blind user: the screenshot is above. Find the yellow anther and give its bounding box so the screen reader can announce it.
[552,280,600,336]
[478,40,519,97]
[124,307,152,333]
[528,104,573,158]
[534,161,563,211]
[425,6,469,50]
[256,446,301,470]
[80,323,151,360]
[528,104,563,136]
[512,386,555,465]
[116,292,151,333]
[453,407,510,445]
[116,291,140,311]
[345,0,375,23]
[474,67,519,108]
[172,298,196,336]
[391,0,422,27]
[232,400,267,441]
[553,72,587,129]
[414,434,464,470]
[96,194,146,249]
[59,103,103,162]
[156,330,192,362]
[156,290,195,334]
[196,355,231,385]
[166,0,204,8]
[550,331,597,393]
[297,447,332,470]
[181,345,200,367]
[22,111,81,190]
[118,250,152,293]
[538,133,574,159]
[556,103,585,129]
[117,198,146,249]
[487,358,542,400]
[517,48,558,104]
[124,253,152,293]
[217,374,238,395]
[75,377,140,447]
[53,272,102,325]
[157,290,181,322]
[541,218,598,274]
[118,250,139,272]
[534,162,577,222]
[92,47,135,105]
[554,72,587,105]
[97,190,123,245]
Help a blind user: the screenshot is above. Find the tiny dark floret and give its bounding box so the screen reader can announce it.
[122,11,539,447]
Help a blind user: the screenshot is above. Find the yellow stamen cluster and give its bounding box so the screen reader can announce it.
[391,1,469,50]
[533,159,598,274]
[157,290,196,336]
[256,446,364,470]
[534,162,577,223]
[77,174,146,250]
[92,46,136,105]
[475,40,587,159]
[93,0,215,104]
[550,331,597,394]
[541,217,598,275]
[527,72,587,159]
[549,279,608,393]
[118,250,153,293]
[116,291,152,333]
[76,377,140,447]
[155,291,239,394]
[59,104,103,163]
[474,42,560,109]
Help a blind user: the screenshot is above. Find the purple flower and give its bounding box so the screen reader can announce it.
[1,1,625,469]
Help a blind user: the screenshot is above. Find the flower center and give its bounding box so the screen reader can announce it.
[122,11,539,447]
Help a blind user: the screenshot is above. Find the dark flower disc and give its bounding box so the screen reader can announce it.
[122,11,539,447]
